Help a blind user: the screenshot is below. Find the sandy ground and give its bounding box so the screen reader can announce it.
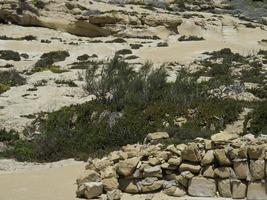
[0,159,231,200]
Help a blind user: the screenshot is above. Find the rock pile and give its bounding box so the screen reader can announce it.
[76,132,267,199]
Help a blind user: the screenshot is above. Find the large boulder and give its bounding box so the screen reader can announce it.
[102,177,119,192]
[188,177,216,197]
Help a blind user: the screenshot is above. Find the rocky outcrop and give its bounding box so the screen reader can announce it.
[76,133,267,199]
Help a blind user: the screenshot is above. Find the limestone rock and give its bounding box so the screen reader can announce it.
[76,170,101,185]
[140,177,163,193]
[217,179,232,197]
[118,179,139,194]
[233,161,249,180]
[179,163,201,174]
[76,182,103,199]
[102,177,119,192]
[168,157,182,166]
[214,149,232,166]
[247,181,267,200]
[249,159,265,180]
[188,177,216,197]
[202,165,215,178]
[146,132,169,142]
[181,143,201,162]
[247,145,264,159]
[117,157,140,177]
[232,179,247,199]
[107,189,121,200]
[143,165,162,178]
[163,181,186,197]
[214,167,231,179]
[201,150,214,166]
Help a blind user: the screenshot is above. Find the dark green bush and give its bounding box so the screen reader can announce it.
[0,70,26,87]
[0,50,21,61]
[178,35,204,41]
[35,51,70,68]
[116,49,132,55]
[244,100,267,136]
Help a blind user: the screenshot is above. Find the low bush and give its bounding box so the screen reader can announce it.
[0,70,26,87]
[0,50,21,61]
[178,35,204,41]
[116,49,132,55]
[33,65,69,74]
[4,57,243,162]
[244,100,267,136]
[34,51,70,68]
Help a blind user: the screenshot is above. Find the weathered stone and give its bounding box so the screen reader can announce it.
[148,157,160,166]
[143,165,162,178]
[101,166,117,179]
[233,161,249,180]
[181,143,201,162]
[146,132,169,141]
[87,157,112,171]
[161,162,177,170]
[214,167,231,179]
[117,157,140,177]
[250,159,265,180]
[179,163,201,174]
[201,150,214,166]
[76,182,103,199]
[103,177,119,191]
[214,149,232,166]
[217,179,232,197]
[229,146,247,159]
[176,175,189,187]
[202,165,215,178]
[118,179,139,194]
[166,145,181,156]
[168,157,182,166]
[140,177,163,193]
[247,181,267,200]
[122,144,142,158]
[107,189,121,200]
[232,179,247,199]
[76,170,101,185]
[163,181,186,197]
[204,140,212,150]
[176,144,187,152]
[248,145,264,159]
[188,177,216,197]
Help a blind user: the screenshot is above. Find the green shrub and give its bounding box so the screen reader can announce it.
[0,50,21,61]
[33,65,68,74]
[116,49,132,55]
[0,70,26,87]
[157,42,168,47]
[244,100,267,136]
[35,51,70,68]
[178,35,204,41]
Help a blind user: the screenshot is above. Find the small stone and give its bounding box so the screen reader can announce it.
[118,179,139,194]
[168,157,182,166]
[202,165,215,178]
[163,185,186,197]
[179,162,201,174]
[146,132,169,141]
[143,165,162,178]
[140,177,163,193]
[76,182,103,199]
[107,189,121,200]
[214,167,231,179]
